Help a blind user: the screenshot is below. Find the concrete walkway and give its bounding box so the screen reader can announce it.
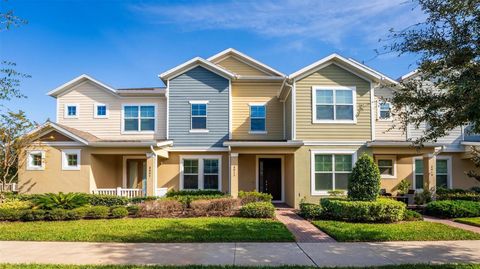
[424,216,480,234]
[1,240,480,267]
[275,207,335,243]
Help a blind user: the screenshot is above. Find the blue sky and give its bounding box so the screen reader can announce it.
[1,0,424,123]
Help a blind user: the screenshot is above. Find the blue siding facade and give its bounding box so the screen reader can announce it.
[168,66,229,147]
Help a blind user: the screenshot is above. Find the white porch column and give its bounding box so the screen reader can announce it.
[146,153,157,196]
[230,153,239,198]
[423,153,436,192]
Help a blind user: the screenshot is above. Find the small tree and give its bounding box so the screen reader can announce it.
[348,154,381,201]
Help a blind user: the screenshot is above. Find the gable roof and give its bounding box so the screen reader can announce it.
[47,74,117,97]
[207,48,285,77]
[159,57,235,83]
[289,53,397,84]
[399,69,419,81]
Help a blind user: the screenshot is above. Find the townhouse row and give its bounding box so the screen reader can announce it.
[19,49,480,207]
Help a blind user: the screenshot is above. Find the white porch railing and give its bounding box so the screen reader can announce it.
[0,183,17,192]
[92,187,144,198]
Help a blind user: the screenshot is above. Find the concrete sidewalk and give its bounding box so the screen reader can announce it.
[1,240,480,267]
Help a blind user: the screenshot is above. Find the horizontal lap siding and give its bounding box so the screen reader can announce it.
[374,87,406,141]
[295,64,371,141]
[410,123,463,150]
[57,81,166,140]
[216,57,268,76]
[169,66,229,147]
[232,81,283,140]
[285,93,292,140]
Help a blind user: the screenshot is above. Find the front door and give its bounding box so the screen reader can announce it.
[126,159,146,192]
[258,158,282,201]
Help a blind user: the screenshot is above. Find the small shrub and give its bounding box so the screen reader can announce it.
[111,207,129,218]
[348,154,381,201]
[190,198,238,216]
[126,205,140,216]
[85,206,110,219]
[166,190,224,197]
[45,208,68,221]
[173,195,228,208]
[239,202,275,218]
[138,199,183,217]
[426,200,480,218]
[320,198,406,223]
[327,190,346,197]
[33,193,88,210]
[129,196,158,204]
[20,209,46,221]
[67,207,88,220]
[436,188,480,201]
[0,199,33,210]
[86,195,128,207]
[396,179,411,195]
[299,203,323,219]
[0,208,22,221]
[470,186,480,193]
[238,191,273,205]
[403,209,423,221]
[414,189,433,205]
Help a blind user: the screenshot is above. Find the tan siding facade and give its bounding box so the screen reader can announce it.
[374,87,406,141]
[295,64,372,141]
[231,81,284,140]
[216,56,268,76]
[285,92,292,140]
[57,81,166,140]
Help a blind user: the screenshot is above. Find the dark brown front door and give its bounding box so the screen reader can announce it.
[258,158,282,201]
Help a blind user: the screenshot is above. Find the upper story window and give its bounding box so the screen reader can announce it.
[249,104,266,133]
[312,86,356,123]
[190,101,208,132]
[27,150,45,171]
[123,104,156,133]
[64,104,79,119]
[62,149,81,170]
[94,103,108,118]
[378,101,392,120]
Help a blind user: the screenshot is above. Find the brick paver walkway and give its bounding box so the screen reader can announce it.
[275,207,336,243]
[424,216,480,234]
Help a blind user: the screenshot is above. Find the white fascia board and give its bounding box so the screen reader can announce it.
[207,48,286,77]
[347,58,399,85]
[89,141,158,147]
[223,141,304,147]
[29,122,90,145]
[159,57,235,82]
[47,74,117,97]
[399,69,419,81]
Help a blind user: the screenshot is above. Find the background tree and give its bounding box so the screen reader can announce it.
[383,0,480,181]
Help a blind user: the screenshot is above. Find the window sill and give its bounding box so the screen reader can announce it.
[121,131,155,135]
[64,116,79,119]
[312,120,356,124]
[94,116,109,119]
[249,131,267,134]
[377,119,393,122]
[27,167,45,171]
[381,175,396,179]
[189,129,209,133]
[62,167,80,171]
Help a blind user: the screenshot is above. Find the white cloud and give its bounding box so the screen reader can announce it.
[130,0,425,49]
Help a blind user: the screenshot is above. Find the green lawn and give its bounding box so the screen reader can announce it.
[312,220,480,242]
[1,264,480,269]
[455,217,480,227]
[0,217,294,243]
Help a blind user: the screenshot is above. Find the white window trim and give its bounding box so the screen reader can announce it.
[249,103,267,134]
[311,86,357,124]
[413,157,424,191]
[26,150,45,171]
[64,103,79,119]
[189,101,209,132]
[94,103,109,119]
[61,149,81,171]
[377,101,393,121]
[376,155,396,179]
[179,155,222,191]
[412,156,453,191]
[121,103,157,134]
[310,150,357,196]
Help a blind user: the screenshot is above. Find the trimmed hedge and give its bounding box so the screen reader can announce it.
[436,188,480,202]
[403,209,423,221]
[165,190,224,197]
[86,195,129,207]
[85,206,110,219]
[426,200,480,218]
[111,207,129,218]
[238,191,272,205]
[239,202,275,218]
[320,198,406,223]
[299,203,322,219]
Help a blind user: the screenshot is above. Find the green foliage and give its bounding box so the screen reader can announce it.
[0,198,32,210]
[347,154,381,201]
[397,179,411,195]
[299,202,323,219]
[403,209,423,221]
[86,195,128,207]
[44,209,68,221]
[455,217,480,227]
[32,192,88,210]
[126,205,140,216]
[239,202,275,218]
[320,198,406,223]
[0,208,22,221]
[436,188,480,201]
[166,190,224,197]
[414,189,433,205]
[238,191,272,205]
[426,200,480,218]
[20,209,45,221]
[111,207,129,219]
[129,196,158,204]
[471,186,480,193]
[85,206,110,219]
[327,190,346,197]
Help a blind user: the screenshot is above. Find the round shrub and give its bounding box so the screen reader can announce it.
[45,208,68,221]
[85,206,110,219]
[111,207,129,218]
[403,209,423,221]
[86,195,128,207]
[126,205,140,216]
[238,191,272,205]
[190,198,238,216]
[299,203,323,219]
[239,202,275,218]
[129,196,158,204]
[426,200,480,218]
[0,208,23,221]
[66,207,88,220]
[320,198,406,223]
[20,209,46,221]
[348,154,381,201]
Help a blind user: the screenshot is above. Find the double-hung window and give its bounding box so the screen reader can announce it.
[94,103,108,118]
[311,151,355,195]
[123,104,156,132]
[378,101,392,120]
[250,104,266,133]
[377,156,396,178]
[181,156,221,190]
[313,86,355,123]
[190,101,208,131]
[414,159,424,190]
[414,157,451,190]
[64,104,79,118]
[62,149,81,170]
[27,150,45,170]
